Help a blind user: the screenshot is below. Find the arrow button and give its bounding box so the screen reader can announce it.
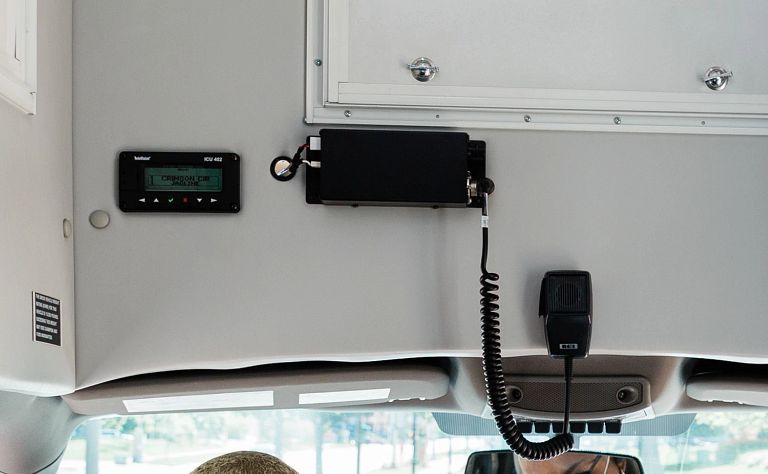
[210,198,217,203]
[153,198,159,203]
[138,198,146,203]
[196,198,203,203]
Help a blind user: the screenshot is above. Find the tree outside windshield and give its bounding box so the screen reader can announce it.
[61,411,768,474]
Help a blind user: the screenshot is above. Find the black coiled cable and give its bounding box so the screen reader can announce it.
[480,195,574,460]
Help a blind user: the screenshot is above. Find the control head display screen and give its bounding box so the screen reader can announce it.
[119,151,240,213]
[144,167,223,193]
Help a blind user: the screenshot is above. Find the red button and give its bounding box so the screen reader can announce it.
[182,196,189,204]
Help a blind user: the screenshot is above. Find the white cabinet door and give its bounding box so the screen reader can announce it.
[307,0,768,134]
[0,0,23,78]
[0,0,35,114]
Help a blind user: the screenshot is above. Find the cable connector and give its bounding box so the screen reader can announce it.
[270,144,321,182]
[471,177,495,225]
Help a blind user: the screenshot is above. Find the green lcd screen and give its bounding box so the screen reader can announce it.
[144,167,223,192]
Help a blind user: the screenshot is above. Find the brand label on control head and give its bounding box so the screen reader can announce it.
[33,292,61,346]
[560,343,579,350]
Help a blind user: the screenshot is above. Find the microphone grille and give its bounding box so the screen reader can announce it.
[547,275,588,314]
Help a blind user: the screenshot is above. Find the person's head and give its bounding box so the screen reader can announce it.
[517,452,631,474]
[191,451,298,474]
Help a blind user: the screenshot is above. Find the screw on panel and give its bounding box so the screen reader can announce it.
[344,110,352,117]
[614,116,622,125]
[524,115,532,123]
[314,59,322,66]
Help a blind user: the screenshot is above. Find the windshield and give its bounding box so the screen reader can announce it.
[61,411,768,474]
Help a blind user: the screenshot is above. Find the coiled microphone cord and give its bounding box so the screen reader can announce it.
[479,189,575,460]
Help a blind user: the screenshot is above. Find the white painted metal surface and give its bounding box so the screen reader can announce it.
[308,0,768,134]
[74,0,768,390]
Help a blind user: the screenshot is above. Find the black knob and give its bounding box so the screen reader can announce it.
[270,156,297,182]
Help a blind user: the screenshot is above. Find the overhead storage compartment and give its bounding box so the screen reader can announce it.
[307,0,768,134]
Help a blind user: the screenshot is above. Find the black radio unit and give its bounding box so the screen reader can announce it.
[305,129,486,208]
[118,151,240,213]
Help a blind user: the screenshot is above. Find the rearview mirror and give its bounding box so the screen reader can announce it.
[465,450,643,474]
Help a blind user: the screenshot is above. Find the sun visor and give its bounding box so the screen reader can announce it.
[687,374,768,407]
[64,363,449,415]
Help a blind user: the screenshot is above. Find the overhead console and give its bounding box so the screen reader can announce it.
[434,412,695,438]
[504,375,652,429]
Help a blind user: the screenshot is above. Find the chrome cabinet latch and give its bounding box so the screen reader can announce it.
[704,66,733,91]
[408,57,439,82]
